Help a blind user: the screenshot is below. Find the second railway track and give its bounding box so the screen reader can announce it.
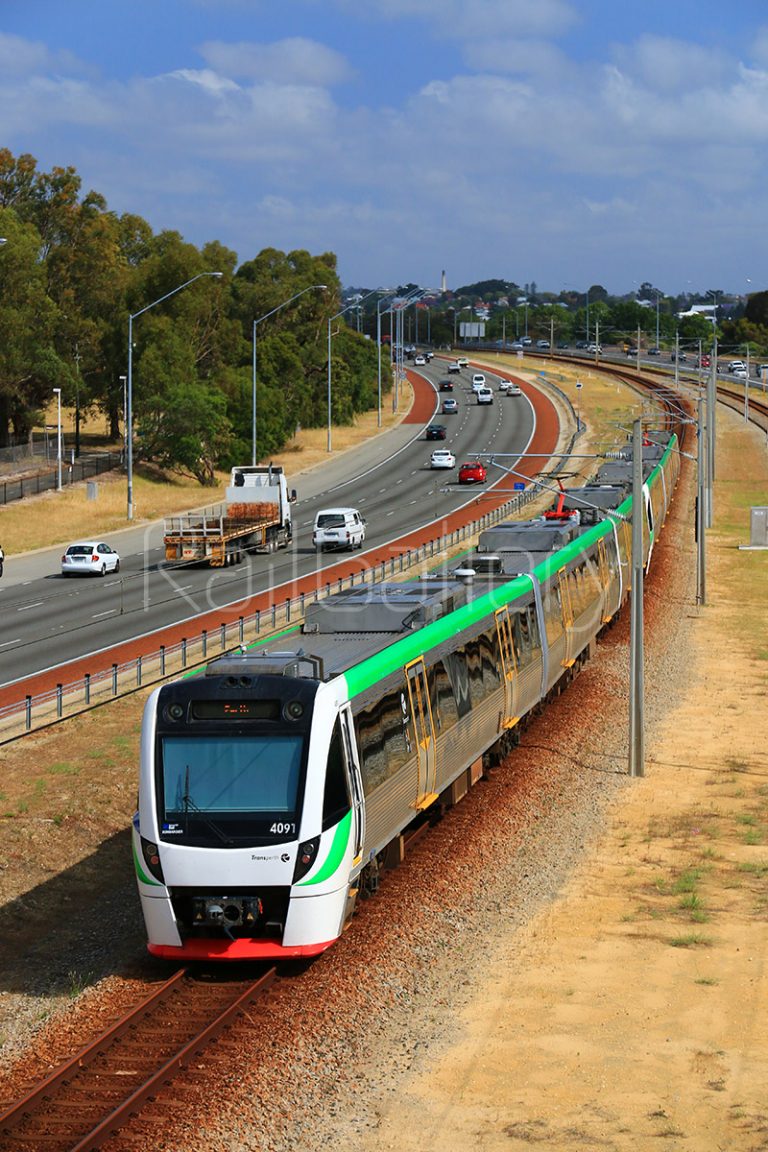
[0,966,276,1152]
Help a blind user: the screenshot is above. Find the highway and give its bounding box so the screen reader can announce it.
[0,362,537,688]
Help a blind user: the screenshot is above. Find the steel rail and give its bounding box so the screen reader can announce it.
[0,967,277,1151]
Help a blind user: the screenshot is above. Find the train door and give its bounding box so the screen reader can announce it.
[494,606,520,728]
[557,568,576,667]
[405,657,438,809]
[339,705,365,865]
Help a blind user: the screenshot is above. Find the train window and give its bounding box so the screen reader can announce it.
[355,689,411,796]
[543,585,564,644]
[444,651,472,718]
[322,719,351,830]
[479,629,501,693]
[464,639,485,707]
[513,607,534,668]
[429,660,459,731]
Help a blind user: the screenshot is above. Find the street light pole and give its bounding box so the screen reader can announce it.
[127,270,223,521]
[377,292,397,428]
[119,375,127,461]
[252,283,326,466]
[327,287,389,452]
[53,387,62,491]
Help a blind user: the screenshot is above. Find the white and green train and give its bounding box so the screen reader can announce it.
[134,431,680,961]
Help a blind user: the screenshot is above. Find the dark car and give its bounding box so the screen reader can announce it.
[647,347,661,356]
[442,398,458,414]
[458,460,487,484]
[426,424,447,441]
[626,347,639,357]
[438,379,454,392]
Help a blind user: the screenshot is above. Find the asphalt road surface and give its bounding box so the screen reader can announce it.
[0,363,536,688]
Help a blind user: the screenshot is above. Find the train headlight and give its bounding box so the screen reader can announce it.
[284,700,304,722]
[141,836,165,883]
[292,837,319,882]
[164,702,185,722]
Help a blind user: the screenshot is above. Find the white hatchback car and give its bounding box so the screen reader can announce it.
[414,355,426,365]
[476,387,494,405]
[471,373,486,392]
[430,448,456,469]
[61,541,120,577]
[499,380,523,396]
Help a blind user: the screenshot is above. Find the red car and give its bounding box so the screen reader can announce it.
[458,460,487,484]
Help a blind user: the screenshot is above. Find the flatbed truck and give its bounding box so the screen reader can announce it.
[163,465,296,567]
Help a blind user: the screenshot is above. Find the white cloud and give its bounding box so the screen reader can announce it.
[611,34,730,93]
[0,32,84,77]
[199,37,354,85]
[751,27,768,67]
[165,68,240,95]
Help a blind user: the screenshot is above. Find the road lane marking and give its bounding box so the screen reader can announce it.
[17,602,43,611]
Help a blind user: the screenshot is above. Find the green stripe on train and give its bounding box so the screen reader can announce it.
[343,434,677,701]
[295,809,353,886]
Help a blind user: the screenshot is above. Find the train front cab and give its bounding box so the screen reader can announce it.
[134,676,366,961]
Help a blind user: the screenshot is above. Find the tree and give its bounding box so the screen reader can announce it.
[744,291,768,328]
[0,207,65,446]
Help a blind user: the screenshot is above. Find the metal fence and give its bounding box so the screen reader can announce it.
[0,451,124,505]
[0,486,539,744]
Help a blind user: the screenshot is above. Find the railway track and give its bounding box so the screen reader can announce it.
[716,385,768,432]
[0,966,276,1151]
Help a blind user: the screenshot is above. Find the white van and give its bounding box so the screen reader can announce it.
[312,507,366,551]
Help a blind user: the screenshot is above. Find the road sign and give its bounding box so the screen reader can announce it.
[576,380,583,389]
[513,481,526,490]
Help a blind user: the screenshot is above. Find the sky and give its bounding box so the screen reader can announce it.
[2,0,768,298]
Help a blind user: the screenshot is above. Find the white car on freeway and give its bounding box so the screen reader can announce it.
[476,387,494,405]
[61,541,120,577]
[430,448,456,469]
[414,355,426,365]
[471,373,486,392]
[499,379,522,396]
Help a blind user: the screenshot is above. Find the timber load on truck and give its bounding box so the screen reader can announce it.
[163,465,296,567]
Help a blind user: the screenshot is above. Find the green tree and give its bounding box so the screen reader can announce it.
[0,207,65,446]
[136,376,233,485]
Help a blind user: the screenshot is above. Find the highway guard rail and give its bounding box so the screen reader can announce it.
[0,485,539,744]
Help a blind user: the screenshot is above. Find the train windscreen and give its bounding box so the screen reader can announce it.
[159,734,304,843]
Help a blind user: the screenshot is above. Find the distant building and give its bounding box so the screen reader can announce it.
[441,269,447,293]
[677,304,717,319]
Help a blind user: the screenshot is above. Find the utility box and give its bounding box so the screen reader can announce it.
[86,482,98,501]
[750,506,768,547]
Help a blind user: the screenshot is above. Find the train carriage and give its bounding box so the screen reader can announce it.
[134,431,680,961]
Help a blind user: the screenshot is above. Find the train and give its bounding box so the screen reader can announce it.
[133,429,680,961]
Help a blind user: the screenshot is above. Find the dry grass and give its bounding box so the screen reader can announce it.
[0,383,414,556]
